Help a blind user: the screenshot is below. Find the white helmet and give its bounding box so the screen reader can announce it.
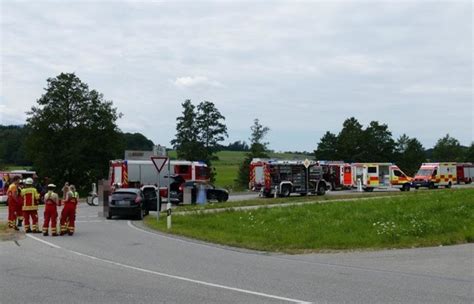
[25,177,34,185]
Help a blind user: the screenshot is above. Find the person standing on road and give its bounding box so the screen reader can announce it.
[42,184,60,236]
[60,188,77,236]
[21,177,41,233]
[6,176,20,230]
[61,182,69,203]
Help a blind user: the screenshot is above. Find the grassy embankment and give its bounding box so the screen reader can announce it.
[168,150,312,191]
[145,188,474,253]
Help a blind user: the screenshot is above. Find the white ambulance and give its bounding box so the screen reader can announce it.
[351,163,412,192]
[412,163,457,189]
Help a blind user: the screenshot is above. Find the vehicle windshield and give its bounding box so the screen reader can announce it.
[111,192,137,200]
[416,169,433,176]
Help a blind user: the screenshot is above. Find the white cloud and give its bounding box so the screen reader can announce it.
[173,76,223,88]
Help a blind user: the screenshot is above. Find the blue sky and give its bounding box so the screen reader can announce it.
[1,0,472,152]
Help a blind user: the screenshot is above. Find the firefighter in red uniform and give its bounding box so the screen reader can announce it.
[21,177,41,233]
[7,176,20,230]
[16,179,25,228]
[42,184,60,236]
[60,188,77,235]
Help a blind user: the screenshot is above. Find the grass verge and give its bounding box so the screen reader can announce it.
[145,188,474,253]
[173,191,410,212]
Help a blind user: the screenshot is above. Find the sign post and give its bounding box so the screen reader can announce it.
[151,156,168,222]
[167,160,172,229]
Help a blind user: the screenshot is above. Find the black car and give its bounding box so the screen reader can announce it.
[181,180,229,203]
[107,187,159,220]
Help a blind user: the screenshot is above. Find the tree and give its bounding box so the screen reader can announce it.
[0,125,31,166]
[431,134,464,161]
[360,121,395,162]
[171,100,204,160]
[314,131,338,160]
[171,100,228,181]
[394,134,426,175]
[196,101,228,156]
[25,73,122,193]
[237,119,270,188]
[336,117,364,162]
[465,142,474,161]
[121,132,154,151]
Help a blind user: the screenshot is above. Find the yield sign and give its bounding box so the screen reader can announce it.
[151,156,168,173]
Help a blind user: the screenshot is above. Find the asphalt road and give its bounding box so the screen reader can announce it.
[0,201,473,303]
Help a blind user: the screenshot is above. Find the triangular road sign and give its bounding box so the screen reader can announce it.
[151,156,168,173]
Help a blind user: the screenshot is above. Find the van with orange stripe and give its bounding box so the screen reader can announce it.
[351,163,412,192]
[412,162,456,189]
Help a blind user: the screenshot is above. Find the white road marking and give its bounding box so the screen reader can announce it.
[27,234,61,249]
[26,234,311,304]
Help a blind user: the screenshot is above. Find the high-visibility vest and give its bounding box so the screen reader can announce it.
[44,191,59,205]
[21,187,40,211]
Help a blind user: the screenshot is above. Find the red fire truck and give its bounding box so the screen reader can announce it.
[456,163,474,184]
[249,159,330,197]
[318,161,353,190]
[109,160,209,190]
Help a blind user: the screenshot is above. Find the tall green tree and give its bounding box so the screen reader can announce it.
[196,101,228,156]
[171,100,228,181]
[336,117,364,162]
[432,134,464,161]
[237,119,270,188]
[314,131,338,160]
[394,134,426,175]
[361,121,395,162]
[26,73,122,192]
[171,100,204,160]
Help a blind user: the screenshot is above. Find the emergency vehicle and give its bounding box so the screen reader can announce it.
[249,159,330,197]
[318,161,353,190]
[456,163,474,184]
[0,170,37,204]
[109,160,209,190]
[412,162,457,189]
[351,163,412,191]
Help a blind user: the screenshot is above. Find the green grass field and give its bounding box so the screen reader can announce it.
[145,188,474,253]
[168,150,312,190]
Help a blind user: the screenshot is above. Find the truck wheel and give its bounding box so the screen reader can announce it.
[317,184,326,196]
[401,183,410,192]
[446,182,452,189]
[280,186,291,197]
[106,212,112,220]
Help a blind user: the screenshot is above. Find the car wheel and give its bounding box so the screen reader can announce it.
[217,193,229,202]
[137,209,144,220]
[401,183,410,192]
[106,212,112,220]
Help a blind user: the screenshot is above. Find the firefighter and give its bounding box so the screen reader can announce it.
[42,184,59,236]
[60,188,77,236]
[16,179,24,228]
[7,176,20,230]
[21,177,41,233]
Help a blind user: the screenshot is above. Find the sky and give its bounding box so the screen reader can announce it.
[1,0,472,152]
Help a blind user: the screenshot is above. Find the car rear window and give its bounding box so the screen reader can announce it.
[111,192,137,200]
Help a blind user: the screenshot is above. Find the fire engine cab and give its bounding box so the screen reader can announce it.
[351,163,412,192]
[250,159,330,197]
[412,163,457,189]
